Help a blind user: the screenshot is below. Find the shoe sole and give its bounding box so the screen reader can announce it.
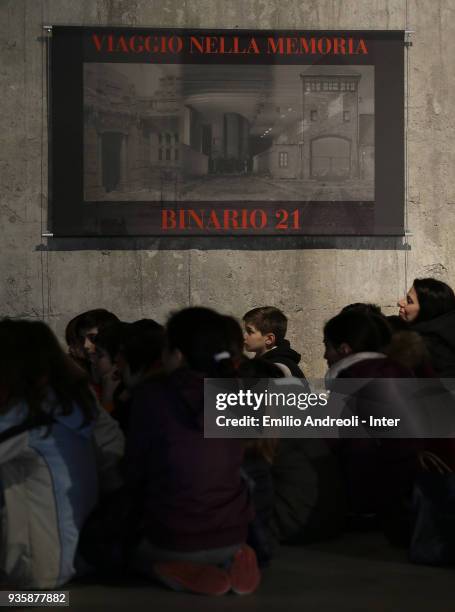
[229,545,261,595]
[153,561,231,596]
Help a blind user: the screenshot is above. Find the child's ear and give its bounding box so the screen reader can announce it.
[338,342,352,357]
[265,332,276,347]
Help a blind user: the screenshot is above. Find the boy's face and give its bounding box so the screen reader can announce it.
[79,326,98,359]
[323,339,340,367]
[243,321,274,355]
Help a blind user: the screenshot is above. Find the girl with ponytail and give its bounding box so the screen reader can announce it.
[124,307,260,596]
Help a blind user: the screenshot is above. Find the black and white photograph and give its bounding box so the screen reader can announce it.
[83,63,374,203]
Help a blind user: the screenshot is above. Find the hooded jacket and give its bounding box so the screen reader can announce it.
[412,309,455,377]
[260,340,307,380]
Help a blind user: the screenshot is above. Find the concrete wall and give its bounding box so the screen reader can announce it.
[1,0,454,377]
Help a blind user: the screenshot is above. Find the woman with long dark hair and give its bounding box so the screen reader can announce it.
[398,278,455,376]
[0,318,124,588]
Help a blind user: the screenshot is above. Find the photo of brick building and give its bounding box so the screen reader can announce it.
[83,63,374,202]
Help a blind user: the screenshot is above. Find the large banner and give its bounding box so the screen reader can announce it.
[51,27,404,237]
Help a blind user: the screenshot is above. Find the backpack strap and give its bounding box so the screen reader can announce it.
[419,450,453,474]
[0,413,55,444]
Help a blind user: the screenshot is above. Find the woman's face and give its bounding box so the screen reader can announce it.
[398,286,420,322]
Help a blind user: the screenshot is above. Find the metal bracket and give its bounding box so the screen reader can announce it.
[38,25,52,42]
[405,29,414,47]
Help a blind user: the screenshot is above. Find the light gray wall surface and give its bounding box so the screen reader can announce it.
[1,0,454,376]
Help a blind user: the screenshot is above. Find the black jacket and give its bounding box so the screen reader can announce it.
[242,439,347,550]
[413,310,455,377]
[260,340,306,379]
[270,439,347,544]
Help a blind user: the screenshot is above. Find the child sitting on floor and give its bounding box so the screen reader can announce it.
[124,307,260,596]
[0,319,124,588]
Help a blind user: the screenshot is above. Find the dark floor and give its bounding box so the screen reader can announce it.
[68,533,454,611]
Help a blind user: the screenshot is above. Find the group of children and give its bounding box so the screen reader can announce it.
[1,276,455,592]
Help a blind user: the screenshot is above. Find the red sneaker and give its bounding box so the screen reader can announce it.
[152,561,231,596]
[228,545,261,595]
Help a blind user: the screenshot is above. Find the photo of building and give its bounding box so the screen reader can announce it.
[84,63,374,202]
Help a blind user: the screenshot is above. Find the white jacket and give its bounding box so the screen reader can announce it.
[0,400,124,588]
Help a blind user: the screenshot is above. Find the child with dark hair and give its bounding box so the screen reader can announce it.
[116,319,164,389]
[65,310,120,400]
[94,322,125,365]
[0,318,124,588]
[107,319,164,431]
[326,306,455,544]
[243,306,308,380]
[323,310,420,537]
[323,310,393,375]
[124,307,258,596]
[71,309,120,360]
